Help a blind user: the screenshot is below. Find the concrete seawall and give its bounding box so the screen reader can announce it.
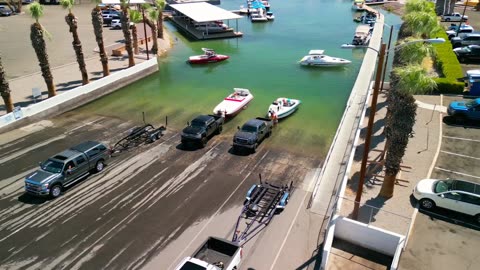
[0,58,159,133]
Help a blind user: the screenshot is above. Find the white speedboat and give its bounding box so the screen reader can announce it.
[266,11,275,20]
[213,88,254,117]
[251,10,268,22]
[299,50,351,67]
[352,0,366,11]
[267,98,301,120]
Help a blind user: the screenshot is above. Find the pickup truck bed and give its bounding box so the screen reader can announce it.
[193,237,238,265]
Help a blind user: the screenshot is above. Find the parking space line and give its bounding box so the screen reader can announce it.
[435,167,480,179]
[443,135,480,143]
[440,150,480,161]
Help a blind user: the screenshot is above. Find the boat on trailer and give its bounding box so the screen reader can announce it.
[213,88,254,117]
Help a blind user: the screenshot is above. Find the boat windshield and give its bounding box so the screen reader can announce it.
[434,180,453,193]
[41,159,64,173]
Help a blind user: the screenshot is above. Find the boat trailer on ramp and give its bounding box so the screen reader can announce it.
[232,175,294,245]
[112,115,167,153]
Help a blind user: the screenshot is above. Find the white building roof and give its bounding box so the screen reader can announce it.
[170,2,242,23]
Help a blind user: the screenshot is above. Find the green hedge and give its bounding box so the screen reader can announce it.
[431,30,465,94]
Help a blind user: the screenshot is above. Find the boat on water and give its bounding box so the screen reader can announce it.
[351,24,372,46]
[213,88,254,117]
[251,12,268,22]
[352,0,366,11]
[188,48,229,64]
[267,98,301,120]
[299,50,351,67]
[266,11,275,20]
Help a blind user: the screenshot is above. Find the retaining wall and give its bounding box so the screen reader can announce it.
[0,58,159,133]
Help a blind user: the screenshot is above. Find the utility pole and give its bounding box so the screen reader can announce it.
[352,43,387,220]
[457,0,470,37]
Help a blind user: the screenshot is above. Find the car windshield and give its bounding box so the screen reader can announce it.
[41,160,64,173]
[191,119,205,127]
[434,180,454,193]
[241,124,257,133]
[465,99,479,108]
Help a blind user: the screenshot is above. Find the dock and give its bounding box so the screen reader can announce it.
[167,16,243,40]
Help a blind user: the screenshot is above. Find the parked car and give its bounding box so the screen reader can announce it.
[233,117,273,153]
[39,0,60,4]
[413,178,480,223]
[102,9,121,25]
[447,97,480,123]
[441,12,468,22]
[24,141,110,198]
[110,19,122,29]
[451,33,480,48]
[453,45,480,63]
[446,24,474,39]
[0,5,12,16]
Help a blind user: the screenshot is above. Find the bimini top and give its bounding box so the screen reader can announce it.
[170,2,243,23]
[308,50,325,55]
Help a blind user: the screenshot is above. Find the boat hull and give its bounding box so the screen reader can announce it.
[213,89,254,117]
[188,55,229,64]
[267,98,301,119]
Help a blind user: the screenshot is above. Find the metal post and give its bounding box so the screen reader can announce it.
[142,8,150,60]
[456,0,469,37]
[352,43,387,220]
[380,26,394,93]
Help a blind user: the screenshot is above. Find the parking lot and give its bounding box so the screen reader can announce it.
[399,95,480,270]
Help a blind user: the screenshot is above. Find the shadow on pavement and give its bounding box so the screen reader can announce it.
[295,243,323,270]
[18,193,49,205]
[442,115,480,129]
[418,207,480,231]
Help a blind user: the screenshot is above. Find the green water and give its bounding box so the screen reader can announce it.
[78,0,401,156]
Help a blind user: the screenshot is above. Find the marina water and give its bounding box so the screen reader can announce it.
[78,0,400,156]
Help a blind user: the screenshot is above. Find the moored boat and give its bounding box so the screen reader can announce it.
[188,48,229,64]
[267,98,301,120]
[352,0,366,11]
[266,11,275,20]
[213,88,254,117]
[299,50,351,67]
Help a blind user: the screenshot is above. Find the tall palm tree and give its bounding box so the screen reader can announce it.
[29,2,56,97]
[405,0,435,13]
[92,0,109,77]
[402,11,442,39]
[129,10,142,55]
[120,0,135,67]
[146,6,159,55]
[0,54,14,113]
[155,0,165,39]
[60,0,89,85]
[380,65,437,197]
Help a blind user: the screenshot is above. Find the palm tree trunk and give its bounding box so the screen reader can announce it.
[91,7,109,77]
[66,12,89,85]
[379,90,417,198]
[157,12,163,39]
[30,23,56,97]
[0,55,14,113]
[145,18,158,55]
[121,9,135,67]
[131,24,139,55]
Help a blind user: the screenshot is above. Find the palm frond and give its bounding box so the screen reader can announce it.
[60,0,74,12]
[28,2,44,23]
[393,65,437,95]
[405,0,435,14]
[129,10,142,23]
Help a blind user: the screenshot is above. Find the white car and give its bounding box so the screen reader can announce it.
[413,178,480,223]
[111,19,121,30]
[446,24,474,39]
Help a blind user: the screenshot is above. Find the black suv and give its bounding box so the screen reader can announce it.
[454,45,480,63]
[451,33,480,48]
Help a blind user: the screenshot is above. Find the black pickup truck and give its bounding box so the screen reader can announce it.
[233,117,273,153]
[181,114,225,147]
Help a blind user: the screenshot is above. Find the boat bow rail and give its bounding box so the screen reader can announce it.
[232,175,294,245]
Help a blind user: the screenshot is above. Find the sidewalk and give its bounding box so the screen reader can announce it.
[1,33,172,116]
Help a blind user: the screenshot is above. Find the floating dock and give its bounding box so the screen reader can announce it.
[167,16,243,40]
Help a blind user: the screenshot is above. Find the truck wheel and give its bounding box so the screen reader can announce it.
[446,18,451,22]
[50,185,62,199]
[266,130,272,138]
[454,114,467,124]
[216,125,223,135]
[459,56,465,63]
[475,214,480,224]
[252,143,258,153]
[201,137,207,148]
[96,160,105,172]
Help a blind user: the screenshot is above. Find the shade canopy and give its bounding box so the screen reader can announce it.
[170,2,242,23]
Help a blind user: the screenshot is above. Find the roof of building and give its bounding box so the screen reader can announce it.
[170,2,242,23]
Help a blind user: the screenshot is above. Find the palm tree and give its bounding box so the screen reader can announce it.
[405,0,435,13]
[129,10,142,55]
[155,0,166,39]
[380,65,437,197]
[401,11,442,39]
[120,0,135,67]
[91,0,109,77]
[146,6,159,55]
[29,2,56,97]
[60,0,89,85]
[0,54,14,113]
